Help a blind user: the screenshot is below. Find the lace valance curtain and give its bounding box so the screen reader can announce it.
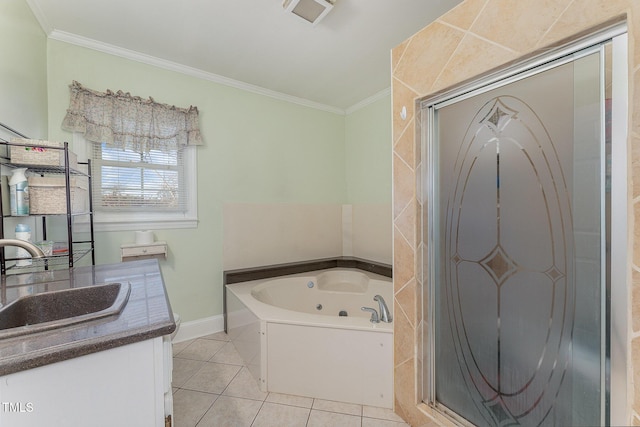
[61,80,203,152]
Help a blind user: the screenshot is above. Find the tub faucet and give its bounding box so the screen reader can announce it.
[374,295,392,323]
[361,306,379,323]
[0,239,45,259]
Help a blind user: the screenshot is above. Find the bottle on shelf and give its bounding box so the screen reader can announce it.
[9,168,29,216]
[15,223,32,267]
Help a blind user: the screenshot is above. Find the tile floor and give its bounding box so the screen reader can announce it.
[172,332,409,427]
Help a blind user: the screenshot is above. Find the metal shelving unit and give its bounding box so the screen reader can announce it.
[0,123,95,275]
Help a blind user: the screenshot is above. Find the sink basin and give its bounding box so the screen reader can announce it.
[0,282,131,339]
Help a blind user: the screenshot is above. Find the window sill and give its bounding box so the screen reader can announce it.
[94,218,198,232]
[74,214,198,232]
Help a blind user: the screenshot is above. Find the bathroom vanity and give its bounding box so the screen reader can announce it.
[0,259,175,427]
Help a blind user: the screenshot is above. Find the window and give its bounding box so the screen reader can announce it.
[95,143,184,211]
[87,141,197,231]
[63,81,202,231]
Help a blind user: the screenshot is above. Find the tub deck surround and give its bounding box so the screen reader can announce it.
[0,259,175,376]
[223,257,392,330]
[224,256,392,284]
[228,269,394,330]
[225,266,394,408]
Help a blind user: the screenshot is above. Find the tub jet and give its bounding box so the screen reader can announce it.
[339,310,348,317]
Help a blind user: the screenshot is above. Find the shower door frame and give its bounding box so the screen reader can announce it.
[420,23,629,426]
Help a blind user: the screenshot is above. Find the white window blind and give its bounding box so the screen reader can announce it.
[92,142,186,212]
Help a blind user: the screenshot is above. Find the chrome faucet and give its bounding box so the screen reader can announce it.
[361,306,379,323]
[374,295,392,323]
[0,239,45,259]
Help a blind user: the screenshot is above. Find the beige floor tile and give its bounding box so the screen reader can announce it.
[170,350,412,426]
[223,366,268,401]
[178,338,226,361]
[307,409,361,427]
[183,361,241,394]
[172,357,206,388]
[251,402,311,427]
[312,399,362,416]
[172,339,193,356]
[202,331,231,341]
[363,406,407,422]
[266,392,314,408]
[172,389,218,427]
[197,395,263,427]
[209,341,245,365]
[362,417,411,427]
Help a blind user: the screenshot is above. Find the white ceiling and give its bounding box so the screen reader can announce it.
[27,0,462,112]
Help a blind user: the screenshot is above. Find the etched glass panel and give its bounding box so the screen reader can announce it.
[432,50,604,426]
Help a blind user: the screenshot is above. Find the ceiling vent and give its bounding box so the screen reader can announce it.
[283,0,335,25]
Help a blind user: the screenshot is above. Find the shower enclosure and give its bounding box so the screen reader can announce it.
[421,26,628,426]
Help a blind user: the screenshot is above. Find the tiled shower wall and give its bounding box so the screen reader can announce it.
[391,1,640,425]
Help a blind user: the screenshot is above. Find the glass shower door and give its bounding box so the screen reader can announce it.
[428,45,607,427]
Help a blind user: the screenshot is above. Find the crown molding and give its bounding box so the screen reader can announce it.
[48,30,347,115]
[25,0,52,34]
[344,87,391,115]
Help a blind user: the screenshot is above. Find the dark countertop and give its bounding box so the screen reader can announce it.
[223,256,392,284]
[0,259,175,376]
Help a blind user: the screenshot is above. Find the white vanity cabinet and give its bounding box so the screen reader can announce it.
[0,336,173,427]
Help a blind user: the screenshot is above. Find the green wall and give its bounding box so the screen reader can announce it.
[46,40,352,322]
[345,96,392,204]
[2,0,392,323]
[0,0,47,138]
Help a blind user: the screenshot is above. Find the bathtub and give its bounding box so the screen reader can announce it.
[225,268,393,408]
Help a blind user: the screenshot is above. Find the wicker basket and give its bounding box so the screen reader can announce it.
[10,138,78,170]
[27,176,88,215]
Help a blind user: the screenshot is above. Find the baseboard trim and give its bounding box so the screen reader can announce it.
[172,314,224,343]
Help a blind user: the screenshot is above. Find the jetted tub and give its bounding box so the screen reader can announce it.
[225,268,393,408]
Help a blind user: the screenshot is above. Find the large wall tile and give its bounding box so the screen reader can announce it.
[392,79,418,143]
[438,0,488,31]
[470,0,573,53]
[394,299,416,365]
[634,268,640,332]
[633,134,640,199]
[634,337,640,415]
[634,70,640,137]
[393,225,416,291]
[394,118,416,169]
[351,204,393,264]
[394,22,465,96]
[392,38,411,73]
[432,32,518,93]
[394,359,421,426]
[395,198,416,249]
[537,0,628,49]
[633,1,640,68]
[222,203,342,270]
[393,153,416,219]
[635,201,640,267]
[396,278,418,328]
